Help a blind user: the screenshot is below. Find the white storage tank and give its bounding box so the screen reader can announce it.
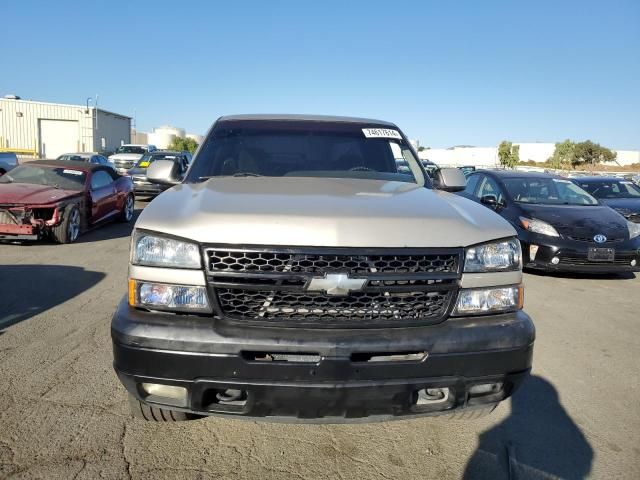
[147,125,186,149]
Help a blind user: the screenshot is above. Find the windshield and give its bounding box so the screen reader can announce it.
[136,153,179,167]
[57,154,89,162]
[0,165,87,190]
[503,177,598,206]
[115,146,146,154]
[575,180,640,199]
[186,123,424,185]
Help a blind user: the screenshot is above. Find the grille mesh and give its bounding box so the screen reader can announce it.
[207,247,461,327]
[216,288,452,325]
[207,250,458,274]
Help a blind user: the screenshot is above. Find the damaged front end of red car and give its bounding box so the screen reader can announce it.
[0,204,61,241]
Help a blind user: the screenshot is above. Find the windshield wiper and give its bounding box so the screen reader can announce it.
[1,174,14,183]
[198,173,262,180]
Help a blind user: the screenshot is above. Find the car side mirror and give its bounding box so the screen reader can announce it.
[432,168,467,192]
[147,159,181,186]
[480,194,498,207]
[481,195,506,209]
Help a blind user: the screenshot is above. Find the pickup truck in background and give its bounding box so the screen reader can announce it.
[108,144,157,174]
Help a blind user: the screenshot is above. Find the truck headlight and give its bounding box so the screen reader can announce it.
[464,238,521,273]
[519,217,559,237]
[453,285,523,316]
[128,279,211,313]
[132,230,201,269]
[628,220,640,239]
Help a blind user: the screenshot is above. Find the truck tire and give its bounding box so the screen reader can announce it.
[119,194,134,222]
[441,404,497,420]
[52,205,81,244]
[128,394,198,422]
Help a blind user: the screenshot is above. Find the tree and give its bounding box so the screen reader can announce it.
[571,140,616,169]
[548,140,576,169]
[498,141,519,169]
[168,137,199,154]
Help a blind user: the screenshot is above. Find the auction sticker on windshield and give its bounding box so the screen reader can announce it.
[63,169,83,175]
[362,128,402,139]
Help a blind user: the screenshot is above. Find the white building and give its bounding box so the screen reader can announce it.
[0,96,131,159]
[419,142,640,167]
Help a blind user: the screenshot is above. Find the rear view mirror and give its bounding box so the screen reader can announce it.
[147,160,181,186]
[432,168,466,192]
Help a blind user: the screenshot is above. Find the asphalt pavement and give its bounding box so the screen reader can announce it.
[1,200,639,479]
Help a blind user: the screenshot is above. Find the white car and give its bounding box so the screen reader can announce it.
[108,144,157,174]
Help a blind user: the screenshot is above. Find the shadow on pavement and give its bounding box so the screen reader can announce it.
[464,375,593,479]
[0,265,105,332]
[74,207,143,243]
[524,268,636,281]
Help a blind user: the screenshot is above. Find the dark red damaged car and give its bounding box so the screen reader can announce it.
[0,160,134,243]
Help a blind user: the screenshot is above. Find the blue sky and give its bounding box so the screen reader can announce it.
[3,0,639,149]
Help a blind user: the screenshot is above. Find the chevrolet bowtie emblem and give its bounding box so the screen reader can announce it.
[307,273,366,296]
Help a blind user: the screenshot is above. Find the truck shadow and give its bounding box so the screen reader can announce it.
[0,265,105,332]
[524,268,636,281]
[464,375,593,479]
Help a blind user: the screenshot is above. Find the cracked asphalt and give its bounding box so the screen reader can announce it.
[1,200,639,479]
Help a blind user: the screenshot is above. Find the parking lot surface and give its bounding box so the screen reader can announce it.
[1,200,639,479]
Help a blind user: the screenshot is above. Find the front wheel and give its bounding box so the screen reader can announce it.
[52,205,81,244]
[119,194,134,223]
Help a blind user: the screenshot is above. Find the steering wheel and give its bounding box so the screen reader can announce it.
[348,166,374,172]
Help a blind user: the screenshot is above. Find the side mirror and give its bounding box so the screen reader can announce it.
[147,159,181,186]
[480,194,498,207]
[432,168,467,192]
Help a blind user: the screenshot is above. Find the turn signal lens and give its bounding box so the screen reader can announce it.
[128,279,211,313]
[453,285,523,316]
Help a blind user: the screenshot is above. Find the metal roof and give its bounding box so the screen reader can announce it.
[217,114,396,126]
[0,98,131,119]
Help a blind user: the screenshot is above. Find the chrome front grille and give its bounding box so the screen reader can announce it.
[205,247,461,328]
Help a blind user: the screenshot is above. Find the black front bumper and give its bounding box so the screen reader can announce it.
[112,298,534,422]
[519,230,640,273]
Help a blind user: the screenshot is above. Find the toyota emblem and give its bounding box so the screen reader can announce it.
[593,234,607,244]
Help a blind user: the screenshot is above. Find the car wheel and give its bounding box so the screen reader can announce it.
[119,194,135,223]
[52,205,81,244]
[128,394,199,422]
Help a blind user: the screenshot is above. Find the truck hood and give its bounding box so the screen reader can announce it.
[109,153,143,162]
[0,183,81,205]
[136,177,515,248]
